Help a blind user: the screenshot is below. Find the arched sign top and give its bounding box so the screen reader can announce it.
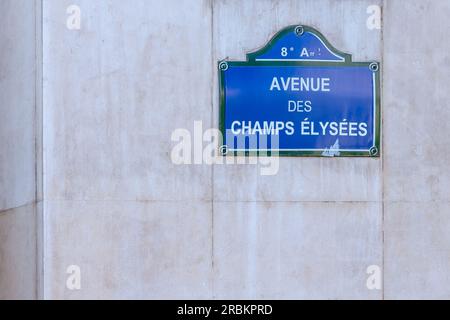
[247,25,352,63]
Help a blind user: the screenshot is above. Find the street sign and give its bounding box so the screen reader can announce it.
[219,25,381,157]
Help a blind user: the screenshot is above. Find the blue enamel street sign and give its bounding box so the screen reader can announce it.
[219,25,381,157]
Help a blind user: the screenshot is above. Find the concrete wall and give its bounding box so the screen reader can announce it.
[42,0,213,299]
[42,0,383,299]
[0,0,41,300]
[1,0,449,299]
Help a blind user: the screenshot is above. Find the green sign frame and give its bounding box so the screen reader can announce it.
[218,25,381,157]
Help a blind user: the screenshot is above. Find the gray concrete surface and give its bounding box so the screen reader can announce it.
[0,0,38,211]
[40,0,383,299]
[1,0,450,300]
[41,0,213,299]
[0,205,38,299]
[383,0,450,299]
[0,0,41,300]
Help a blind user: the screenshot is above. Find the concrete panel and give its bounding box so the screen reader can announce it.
[384,202,450,300]
[383,0,450,300]
[0,0,38,210]
[0,204,37,300]
[214,159,381,202]
[38,0,386,300]
[213,0,382,62]
[43,200,212,299]
[0,0,40,301]
[43,0,213,202]
[212,0,382,202]
[213,201,382,299]
[383,0,450,202]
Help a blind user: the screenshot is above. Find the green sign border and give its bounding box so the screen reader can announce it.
[218,25,381,158]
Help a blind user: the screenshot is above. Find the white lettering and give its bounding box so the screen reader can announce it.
[270,77,331,92]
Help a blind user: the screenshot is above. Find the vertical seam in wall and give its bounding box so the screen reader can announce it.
[41,0,46,299]
[210,0,215,300]
[41,0,45,300]
[35,0,44,300]
[381,0,386,301]
[34,0,38,300]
